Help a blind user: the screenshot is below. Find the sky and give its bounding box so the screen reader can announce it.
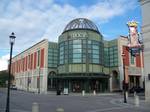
[0,0,142,71]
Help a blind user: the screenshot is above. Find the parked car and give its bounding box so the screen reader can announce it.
[129,86,144,93]
[10,85,17,90]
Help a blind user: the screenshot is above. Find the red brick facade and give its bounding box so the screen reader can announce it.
[11,48,45,75]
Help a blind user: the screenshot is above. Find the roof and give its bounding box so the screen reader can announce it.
[63,18,100,33]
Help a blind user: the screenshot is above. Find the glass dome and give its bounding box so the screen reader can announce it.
[63,18,99,33]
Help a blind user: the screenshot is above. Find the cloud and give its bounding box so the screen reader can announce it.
[0,0,138,52]
[0,54,10,71]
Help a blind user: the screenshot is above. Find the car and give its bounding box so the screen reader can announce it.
[129,86,144,93]
[10,85,17,90]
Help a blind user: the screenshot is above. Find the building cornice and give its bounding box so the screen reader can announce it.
[12,39,48,59]
[139,0,150,5]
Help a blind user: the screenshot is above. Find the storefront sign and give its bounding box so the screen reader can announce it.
[69,32,87,39]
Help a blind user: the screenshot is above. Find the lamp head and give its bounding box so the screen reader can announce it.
[9,32,16,45]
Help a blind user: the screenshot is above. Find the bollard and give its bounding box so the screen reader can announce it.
[134,91,136,97]
[32,102,39,112]
[134,95,139,107]
[126,92,128,100]
[56,108,64,112]
[93,90,96,96]
[82,90,85,96]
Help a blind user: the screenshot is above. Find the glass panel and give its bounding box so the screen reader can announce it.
[82,39,86,44]
[93,58,99,63]
[92,54,99,59]
[92,45,99,50]
[82,44,86,49]
[65,41,68,46]
[60,52,64,55]
[82,58,86,63]
[82,49,86,53]
[69,40,73,44]
[60,47,64,51]
[109,47,113,51]
[73,53,82,58]
[60,60,64,64]
[73,49,82,53]
[82,53,86,58]
[93,49,99,54]
[73,44,81,49]
[73,40,81,44]
[92,41,99,45]
[73,59,82,63]
[88,45,91,49]
[131,54,135,64]
[88,40,91,44]
[88,49,92,53]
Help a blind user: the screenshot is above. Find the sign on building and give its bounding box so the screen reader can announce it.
[127,21,143,56]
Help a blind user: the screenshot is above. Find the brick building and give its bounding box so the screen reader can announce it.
[11,18,144,93]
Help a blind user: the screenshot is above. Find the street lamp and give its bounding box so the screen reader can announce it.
[121,52,127,103]
[5,32,16,112]
[38,67,40,94]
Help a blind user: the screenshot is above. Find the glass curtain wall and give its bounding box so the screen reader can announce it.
[104,46,118,67]
[48,48,58,67]
[59,39,103,65]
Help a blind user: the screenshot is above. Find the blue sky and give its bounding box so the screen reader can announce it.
[0,0,142,70]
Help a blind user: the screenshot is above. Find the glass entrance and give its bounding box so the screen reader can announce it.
[72,80,82,92]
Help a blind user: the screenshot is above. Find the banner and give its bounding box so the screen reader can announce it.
[127,21,143,56]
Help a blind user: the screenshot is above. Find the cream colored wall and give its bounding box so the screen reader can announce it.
[140,0,150,102]
[12,39,49,93]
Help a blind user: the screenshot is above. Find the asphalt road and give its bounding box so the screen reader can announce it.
[0,88,150,112]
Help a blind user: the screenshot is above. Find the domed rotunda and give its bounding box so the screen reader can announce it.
[57,18,109,93]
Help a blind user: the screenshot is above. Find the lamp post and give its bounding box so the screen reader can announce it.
[122,52,127,103]
[5,32,16,112]
[38,67,40,94]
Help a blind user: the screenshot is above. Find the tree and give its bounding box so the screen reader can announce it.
[0,70,14,87]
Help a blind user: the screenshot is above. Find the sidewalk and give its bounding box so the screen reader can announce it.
[111,95,150,110]
[47,91,119,96]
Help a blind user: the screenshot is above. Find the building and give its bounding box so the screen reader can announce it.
[140,0,150,101]
[11,18,144,94]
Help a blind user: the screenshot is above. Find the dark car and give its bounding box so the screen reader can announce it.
[129,86,144,93]
[10,85,17,90]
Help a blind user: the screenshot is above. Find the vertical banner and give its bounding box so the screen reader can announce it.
[127,21,143,56]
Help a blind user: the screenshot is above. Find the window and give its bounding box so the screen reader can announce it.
[93,49,99,54]
[92,54,99,59]
[60,60,64,64]
[73,40,81,44]
[92,58,99,64]
[131,54,135,64]
[73,49,82,53]
[88,40,91,44]
[73,44,81,49]
[37,50,40,67]
[92,45,99,50]
[73,53,82,58]
[92,41,99,45]
[73,58,82,63]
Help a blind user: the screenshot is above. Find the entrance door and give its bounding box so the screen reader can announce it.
[112,70,119,91]
[89,78,108,92]
[72,80,82,92]
[129,76,140,89]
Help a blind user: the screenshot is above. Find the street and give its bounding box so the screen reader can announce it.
[0,88,150,112]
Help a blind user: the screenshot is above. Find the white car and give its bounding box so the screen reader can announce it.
[10,85,17,90]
